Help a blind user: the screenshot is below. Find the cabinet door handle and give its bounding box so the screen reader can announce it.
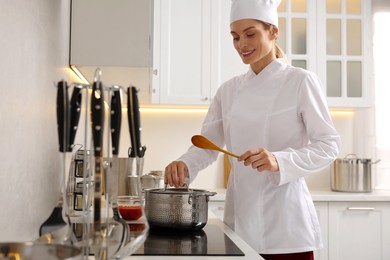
[347,207,375,211]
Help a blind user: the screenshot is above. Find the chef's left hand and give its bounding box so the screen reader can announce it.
[238,148,279,172]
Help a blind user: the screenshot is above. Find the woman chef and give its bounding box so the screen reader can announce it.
[164,0,341,259]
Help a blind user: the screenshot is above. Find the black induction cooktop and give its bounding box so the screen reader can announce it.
[133,224,245,256]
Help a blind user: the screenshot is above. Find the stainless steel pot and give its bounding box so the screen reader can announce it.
[0,242,82,260]
[144,186,216,230]
[140,171,164,190]
[331,154,380,193]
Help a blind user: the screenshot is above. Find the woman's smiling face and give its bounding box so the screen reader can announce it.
[230,19,278,73]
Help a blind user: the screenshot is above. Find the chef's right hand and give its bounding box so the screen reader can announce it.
[164,161,189,187]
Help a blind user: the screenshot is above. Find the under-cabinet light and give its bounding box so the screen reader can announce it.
[138,107,208,114]
[70,65,90,85]
[136,107,353,117]
[329,110,354,117]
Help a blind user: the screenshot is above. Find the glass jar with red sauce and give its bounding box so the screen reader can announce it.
[117,196,144,221]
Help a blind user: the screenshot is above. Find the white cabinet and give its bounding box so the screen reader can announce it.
[315,201,390,260]
[153,0,372,107]
[70,0,154,104]
[314,202,329,260]
[152,0,247,105]
[328,201,390,260]
[209,0,249,99]
[278,0,372,108]
[71,0,372,107]
[152,0,212,105]
[209,195,390,259]
[317,0,372,107]
[71,0,152,68]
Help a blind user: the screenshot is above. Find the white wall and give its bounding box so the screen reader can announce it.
[132,107,384,191]
[0,0,71,241]
[122,109,225,190]
[372,0,390,189]
[110,109,355,191]
[70,107,226,191]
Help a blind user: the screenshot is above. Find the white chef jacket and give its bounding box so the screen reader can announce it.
[178,59,341,254]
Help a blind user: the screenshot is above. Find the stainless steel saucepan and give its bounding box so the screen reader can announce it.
[331,154,380,192]
[144,185,216,230]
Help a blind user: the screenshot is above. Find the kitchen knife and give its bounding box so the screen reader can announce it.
[127,86,146,158]
[91,80,104,236]
[110,88,122,202]
[68,85,83,151]
[109,88,129,252]
[111,89,121,157]
[56,80,70,153]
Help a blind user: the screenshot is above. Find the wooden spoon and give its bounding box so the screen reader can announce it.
[191,135,240,158]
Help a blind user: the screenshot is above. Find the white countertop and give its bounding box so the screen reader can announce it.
[310,188,390,201]
[209,188,390,202]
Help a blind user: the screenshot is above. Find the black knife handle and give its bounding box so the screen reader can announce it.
[68,86,82,152]
[56,80,69,153]
[110,89,122,156]
[127,86,141,157]
[127,87,135,157]
[91,81,104,157]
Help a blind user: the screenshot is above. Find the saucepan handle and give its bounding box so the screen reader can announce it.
[164,183,190,191]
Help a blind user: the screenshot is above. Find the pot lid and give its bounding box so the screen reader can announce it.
[339,154,374,163]
[146,185,216,196]
[147,187,206,194]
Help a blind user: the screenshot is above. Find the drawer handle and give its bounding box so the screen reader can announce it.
[347,207,375,211]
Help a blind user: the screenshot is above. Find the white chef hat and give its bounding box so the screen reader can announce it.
[230,0,281,27]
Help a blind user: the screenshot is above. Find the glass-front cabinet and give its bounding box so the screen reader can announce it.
[277,0,316,71]
[278,0,372,107]
[320,0,371,107]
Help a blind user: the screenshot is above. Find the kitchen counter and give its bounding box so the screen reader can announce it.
[83,189,390,259]
[310,188,390,201]
[209,188,390,202]
[84,211,263,260]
